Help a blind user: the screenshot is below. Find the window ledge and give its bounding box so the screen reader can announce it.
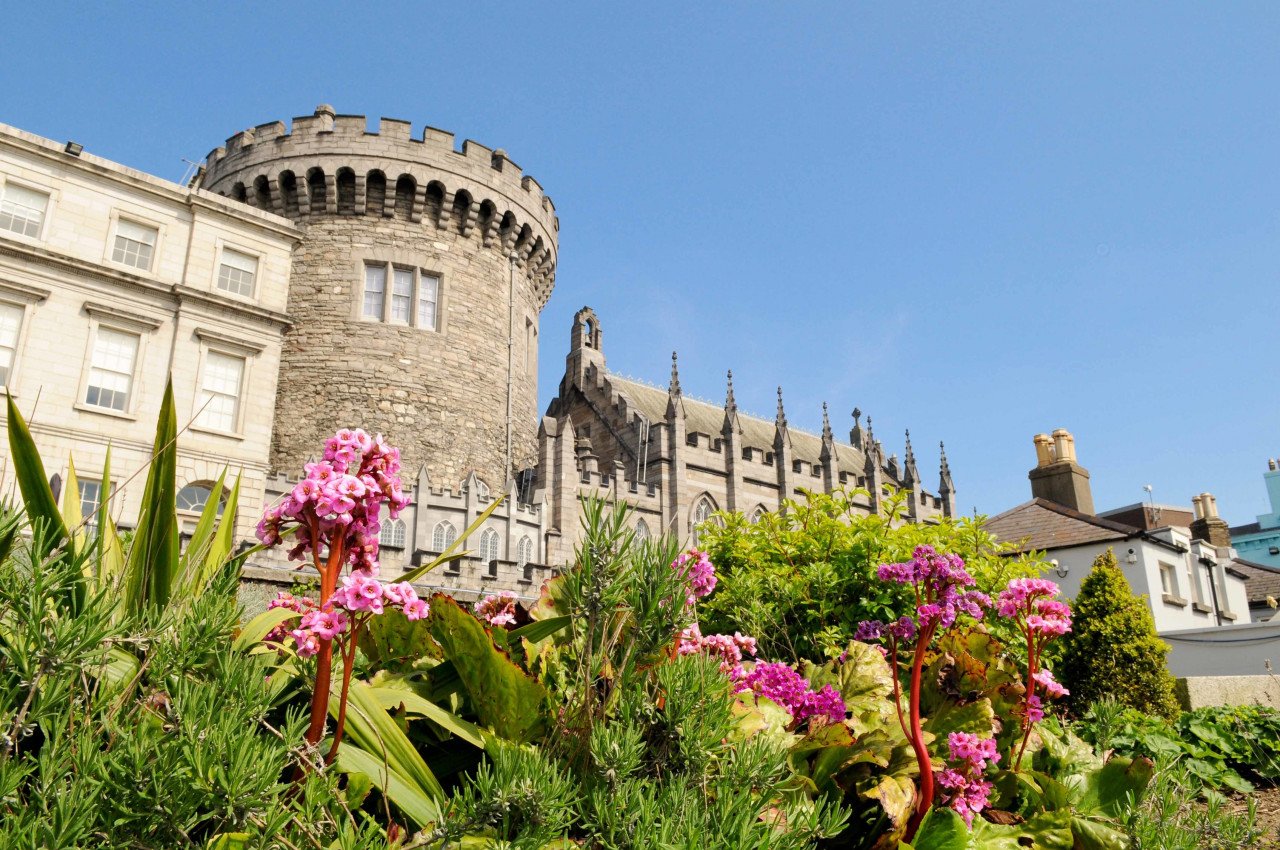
[188,424,245,441]
[1162,594,1188,607]
[1192,602,1213,614]
[73,401,137,421]
[1220,610,1238,621]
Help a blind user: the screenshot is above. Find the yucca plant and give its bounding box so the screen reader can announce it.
[5,376,244,619]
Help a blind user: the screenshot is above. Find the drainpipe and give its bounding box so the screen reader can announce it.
[1200,556,1223,626]
[504,254,516,480]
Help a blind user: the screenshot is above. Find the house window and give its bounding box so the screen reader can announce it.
[85,327,139,412]
[217,248,258,297]
[195,351,244,432]
[516,535,533,567]
[112,219,158,271]
[1158,561,1179,597]
[78,479,102,532]
[0,182,48,238]
[379,517,407,550]
[362,262,440,330]
[479,528,501,564]
[432,520,457,552]
[0,302,24,386]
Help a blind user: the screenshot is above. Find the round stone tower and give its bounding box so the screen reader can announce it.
[199,106,557,490]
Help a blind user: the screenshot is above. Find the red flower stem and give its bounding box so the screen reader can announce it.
[905,624,935,842]
[303,528,345,750]
[889,635,911,741]
[1013,623,1038,772]
[325,616,364,764]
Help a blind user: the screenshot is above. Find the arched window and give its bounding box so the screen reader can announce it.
[379,517,407,550]
[432,520,457,552]
[177,482,225,516]
[691,494,719,545]
[516,535,533,567]
[479,528,501,564]
[634,519,651,542]
[749,505,768,524]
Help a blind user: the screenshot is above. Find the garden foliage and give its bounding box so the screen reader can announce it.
[696,488,1042,662]
[1058,550,1181,720]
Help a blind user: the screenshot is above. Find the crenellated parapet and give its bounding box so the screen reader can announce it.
[200,105,557,306]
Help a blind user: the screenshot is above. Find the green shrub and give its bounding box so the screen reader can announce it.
[1126,756,1261,850]
[1058,549,1180,720]
[697,487,1042,662]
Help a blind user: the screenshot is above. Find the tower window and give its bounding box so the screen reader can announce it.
[362,262,440,331]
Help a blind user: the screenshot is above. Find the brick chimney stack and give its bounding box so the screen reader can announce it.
[1189,491,1232,547]
[1028,428,1095,514]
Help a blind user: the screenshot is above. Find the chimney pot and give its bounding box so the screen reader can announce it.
[1033,433,1054,467]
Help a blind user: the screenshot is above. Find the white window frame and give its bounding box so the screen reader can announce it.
[691,494,719,543]
[479,528,501,564]
[0,281,48,394]
[75,305,160,420]
[0,177,53,242]
[633,520,650,543]
[193,349,246,436]
[106,212,162,274]
[432,520,458,553]
[214,243,261,299]
[516,535,534,567]
[190,328,264,439]
[360,261,441,331]
[77,477,104,533]
[380,516,407,550]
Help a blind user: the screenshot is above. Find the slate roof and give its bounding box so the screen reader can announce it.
[1227,558,1280,606]
[986,498,1184,555]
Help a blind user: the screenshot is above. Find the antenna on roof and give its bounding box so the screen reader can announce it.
[180,158,202,188]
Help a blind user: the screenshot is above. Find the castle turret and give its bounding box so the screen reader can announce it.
[199,106,558,489]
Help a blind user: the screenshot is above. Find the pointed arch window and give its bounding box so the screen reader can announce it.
[516,535,534,567]
[379,517,407,550]
[691,494,719,545]
[432,520,457,552]
[479,528,501,564]
[634,518,651,543]
[749,505,768,524]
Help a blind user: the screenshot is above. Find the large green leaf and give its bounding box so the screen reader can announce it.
[803,640,897,737]
[905,808,971,850]
[428,594,548,743]
[233,607,301,651]
[970,811,1074,850]
[923,698,997,747]
[124,379,180,611]
[335,679,446,813]
[366,679,485,748]
[507,615,571,644]
[334,742,441,828]
[359,607,441,671]
[5,392,77,607]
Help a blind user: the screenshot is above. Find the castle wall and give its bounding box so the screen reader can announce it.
[199,107,557,491]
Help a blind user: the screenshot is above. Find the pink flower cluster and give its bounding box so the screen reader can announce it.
[858,546,990,640]
[936,732,1000,826]
[1033,668,1068,698]
[263,577,428,659]
[996,578,1072,637]
[257,428,410,573]
[733,661,847,724]
[677,622,758,676]
[474,591,519,627]
[671,549,717,606]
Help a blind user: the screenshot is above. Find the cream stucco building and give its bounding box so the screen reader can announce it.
[0,122,298,541]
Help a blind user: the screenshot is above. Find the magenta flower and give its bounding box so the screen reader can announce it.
[733,661,846,724]
[474,591,519,627]
[671,549,717,606]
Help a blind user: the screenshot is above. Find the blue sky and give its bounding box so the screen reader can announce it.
[6,3,1277,523]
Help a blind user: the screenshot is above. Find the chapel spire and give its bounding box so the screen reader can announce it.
[939,441,954,495]
[665,351,684,419]
[722,370,741,434]
[903,429,920,487]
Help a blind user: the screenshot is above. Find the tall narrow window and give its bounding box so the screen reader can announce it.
[0,303,23,386]
[479,528,501,563]
[417,274,439,329]
[390,267,413,324]
[112,219,158,270]
[217,248,258,297]
[691,495,718,545]
[85,327,139,412]
[380,517,407,549]
[0,183,48,238]
[363,264,386,319]
[432,520,457,552]
[516,535,533,567]
[78,479,102,532]
[196,351,245,432]
[634,519,650,542]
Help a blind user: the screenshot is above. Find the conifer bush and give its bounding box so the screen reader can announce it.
[1058,549,1181,720]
